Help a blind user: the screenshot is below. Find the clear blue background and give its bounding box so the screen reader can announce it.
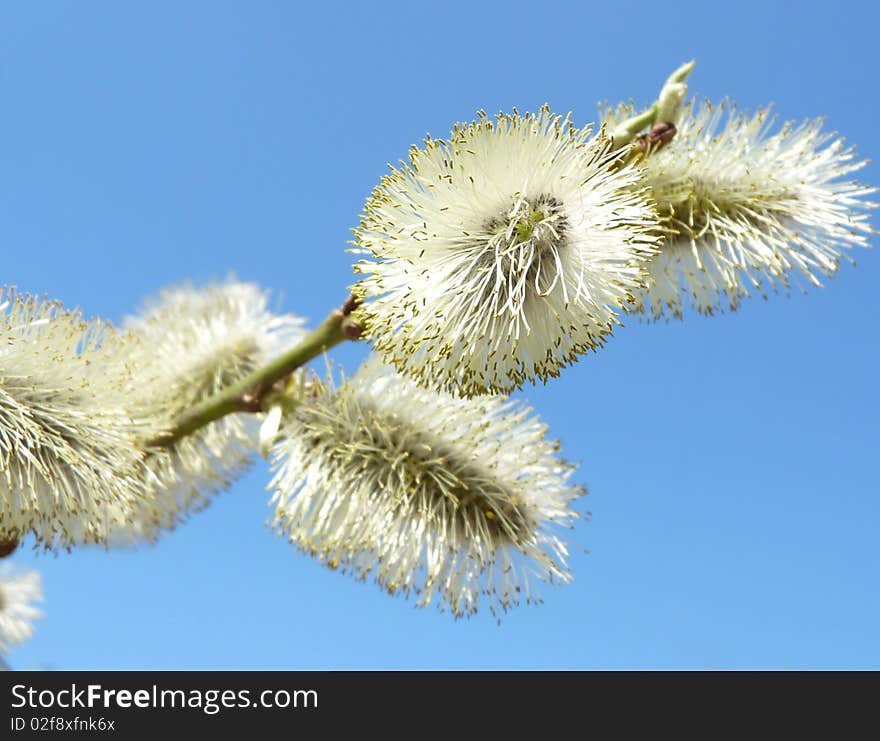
[3,1,877,669]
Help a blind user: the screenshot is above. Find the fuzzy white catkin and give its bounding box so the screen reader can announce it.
[0,566,43,654]
[97,280,307,544]
[270,358,585,619]
[351,106,659,397]
[0,288,156,549]
[603,100,877,318]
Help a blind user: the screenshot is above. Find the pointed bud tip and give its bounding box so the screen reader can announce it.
[669,60,697,84]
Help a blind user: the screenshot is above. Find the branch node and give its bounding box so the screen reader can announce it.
[236,392,264,413]
[633,122,678,155]
[341,294,360,316]
[341,316,365,340]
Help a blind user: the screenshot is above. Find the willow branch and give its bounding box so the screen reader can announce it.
[608,59,696,151]
[609,103,658,149]
[148,296,363,448]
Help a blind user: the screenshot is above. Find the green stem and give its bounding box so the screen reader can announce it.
[149,308,354,448]
[607,60,697,150]
[609,103,658,149]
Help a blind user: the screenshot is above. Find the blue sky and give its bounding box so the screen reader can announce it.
[3,1,878,669]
